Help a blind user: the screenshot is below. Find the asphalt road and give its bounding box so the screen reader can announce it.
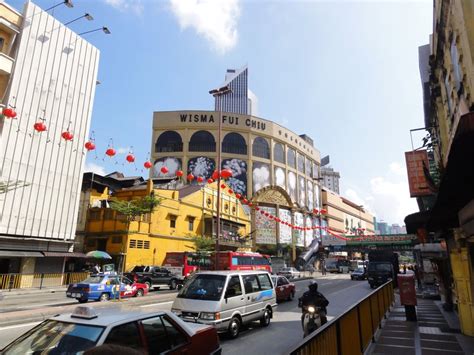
[0,274,373,354]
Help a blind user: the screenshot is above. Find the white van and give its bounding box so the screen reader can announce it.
[171,271,277,338]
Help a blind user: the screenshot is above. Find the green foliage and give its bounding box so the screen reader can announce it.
[189,235,215,252]
[109,195,161,221]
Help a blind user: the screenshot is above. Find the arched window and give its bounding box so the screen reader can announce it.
[222,133,247,155]
[287,148,296,168]
[189,130,216,152]
[252,137,270,159]
[298,154,305,173]
[155,131,183,152]
[274,143,285,164]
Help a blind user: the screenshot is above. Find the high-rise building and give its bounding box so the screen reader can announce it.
[214,65,258,116]
[0,2,100,277]
[321,166,340,194]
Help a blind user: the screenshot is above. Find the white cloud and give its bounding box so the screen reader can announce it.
[84,162,107,176]
[389,161,405,176]
[169,0,241,54]
[344,188,376,217]
[104,0,143,15]
[117,147,131,154]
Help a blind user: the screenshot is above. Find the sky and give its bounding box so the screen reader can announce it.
[10,0,433,225]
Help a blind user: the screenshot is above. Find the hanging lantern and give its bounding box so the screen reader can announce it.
[33,122,47,132]
[320,209,327,214]
[84,141,96,151]
[207,178,214,184]
[105,148,116,157]
[220,183,226,189]
[126,154,135,163]
[228,189,233,194]
[260,210,265,215]
[176,170,183,177]
[248,202,253,207]
[160,166,169,174]
[212,171,219,180]
[313,208,319,214]
[61,131,73,141]
[2,108,17,118]
[187,173,194,181]
[255,206,260,211]
[235,193,241,199]
[197,176,204,183]
[220,169,233,179]
[269,215,274,219]
[144,161,152,169]
[275,217,281,222]
[242,198,248,204]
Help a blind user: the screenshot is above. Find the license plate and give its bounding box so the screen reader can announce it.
[66,292,71,296]
[73,293,81,297]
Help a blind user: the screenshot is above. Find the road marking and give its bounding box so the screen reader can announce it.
[0,322,40,331]
[329,282,366,296]
[140,301,174,308]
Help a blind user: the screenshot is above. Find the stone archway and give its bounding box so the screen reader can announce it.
[251,185,293,207]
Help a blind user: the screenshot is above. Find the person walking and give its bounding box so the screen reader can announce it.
[321,259,327,276]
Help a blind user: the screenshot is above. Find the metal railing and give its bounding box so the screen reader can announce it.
[0,272,89,290]
[289,280,394,355]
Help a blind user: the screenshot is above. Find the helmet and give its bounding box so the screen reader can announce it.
[308,280,318,292]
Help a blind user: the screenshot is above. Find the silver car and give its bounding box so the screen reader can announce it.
[277,267,301,279]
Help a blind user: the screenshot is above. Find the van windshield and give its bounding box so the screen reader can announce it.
[177,274,226,301]
[369,263,392,272]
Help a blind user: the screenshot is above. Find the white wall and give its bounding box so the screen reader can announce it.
[0,2,99,241]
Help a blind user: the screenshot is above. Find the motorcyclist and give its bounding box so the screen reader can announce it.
[298,280,329,326]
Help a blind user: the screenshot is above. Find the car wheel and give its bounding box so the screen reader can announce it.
[287,291,295,301]
[99,293,110,302]
[145,281,152,289]
[77,298,88,303]
[135,289,144,297]
[169,279,177,290]
[260,309,271,327]
[228,317,241,339]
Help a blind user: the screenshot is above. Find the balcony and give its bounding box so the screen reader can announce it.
[86,208,150,234]
[0,52,13,75]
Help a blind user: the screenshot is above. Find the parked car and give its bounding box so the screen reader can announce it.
[124,265,183,290]
[0,306,222,354]
[172,271,277,339]
[277,267,301,279]
[271,275,295,302]
[350,267,367,280]
[66,274,148,303]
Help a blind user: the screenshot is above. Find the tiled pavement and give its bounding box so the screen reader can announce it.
[369,298,473,355]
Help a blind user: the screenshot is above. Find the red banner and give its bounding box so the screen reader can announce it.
[405,150,433,197]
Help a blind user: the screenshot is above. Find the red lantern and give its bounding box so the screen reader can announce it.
[275,218,281,222]
[176,170,183,177]
[228,189,233,194]
[126,154,135,163]
[207,178,214,184]
[144,161,152,169]
[220,169,233,179]
[220,183,226,189]
[105,148,116,157]
[61,131,73,141]
[242,199,248,204]
[264,212,269,217]
[160,166,169,174]
[33,122,47,132]
[255,206,260,211]
[313,208,319,214]
[84,141,96,151]
[235,193,241,199]
[269,215,274,219]
[320,209,327,214]
[3,107,17,118]
[248,202,253,207]
[212,171,219,180]
[187,173,194,181]
[197,176,204,183]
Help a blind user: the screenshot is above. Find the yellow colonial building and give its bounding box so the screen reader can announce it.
[80,173,251,271]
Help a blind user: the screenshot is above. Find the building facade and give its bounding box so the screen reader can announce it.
[151,110,322,252]
[214,66,258,116]
[0,2,100,278]
[83,178,251,271]
[321,166,340,194]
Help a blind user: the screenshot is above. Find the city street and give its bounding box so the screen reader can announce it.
[0,275,373,354]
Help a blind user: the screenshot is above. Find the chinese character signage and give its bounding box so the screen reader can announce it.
[279,209,292,244]
[255,206,277,245]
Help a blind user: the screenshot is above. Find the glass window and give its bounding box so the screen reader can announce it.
[162,317,188,349]
[1,321,104,355]
[81,276,104,283]
[243,274,260,293]
[142,317,171,354]
[226,276,242,297]
[188,217,195,231]
[177,274,226,300]
[104,322,143,351]
[273,143,285,163]
[287,149,296,168]
[298,154,305,173]
[223,133,247,155]
[155,131,183,152]
[170,216,176,228]
[278,277,289,286]
[257,274,273,290]
[306,159,312,176]
[252,137,270,159]
[451,37,462,91]
[189,130,216,152]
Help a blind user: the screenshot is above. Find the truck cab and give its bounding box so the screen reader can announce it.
[367,262,394,288]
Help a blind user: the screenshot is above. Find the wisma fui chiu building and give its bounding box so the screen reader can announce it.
[151,110,325,254]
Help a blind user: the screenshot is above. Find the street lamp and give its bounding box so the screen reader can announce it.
[46,0,73,11]
[209,85,232,270]
[65,13,93,25]
[79,26,111,36]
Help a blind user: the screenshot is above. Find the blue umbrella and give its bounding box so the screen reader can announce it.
[86,250,112,259]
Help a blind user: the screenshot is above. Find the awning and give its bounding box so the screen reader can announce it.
[0,250,44,258]
[404,211,431,234]
[42,252,87,258]
[428,111,474,231]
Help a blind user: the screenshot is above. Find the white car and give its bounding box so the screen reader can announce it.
[277,267,301,279]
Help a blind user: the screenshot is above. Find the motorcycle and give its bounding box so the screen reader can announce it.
[300,304,323,337]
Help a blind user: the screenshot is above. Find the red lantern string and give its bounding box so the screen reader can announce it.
[207,178,213,184]
[197,176,204,183]
[33,122,47,132]
[220,183,226,189]
[160,166,169,174]
[187,173,194,182]
[126,154,135,163]
[2,107,17,118]
[144,161,152,169]
[61,131,73,141]
[235,193,241,199]
[85,141,96,151]
[212,171,219,180]
[176,170,184,177]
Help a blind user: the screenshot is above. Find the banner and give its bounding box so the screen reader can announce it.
[279,209,292,244]
[305,216,313,247]
[293,212,304,246]
[255,206,277,245]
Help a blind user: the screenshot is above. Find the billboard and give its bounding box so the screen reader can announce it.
[293,212,304,246]
[253,162,271,194]
[321,220,346,246]
[255,206,277,245]
[154,157,182,178]
[222,159,247,196]
[187,157,215,180]
[404,150,434,197]
[279,209,292,244]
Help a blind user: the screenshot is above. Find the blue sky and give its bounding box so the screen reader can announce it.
[12,0,433,225]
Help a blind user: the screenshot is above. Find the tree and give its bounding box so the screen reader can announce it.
[189,235,215,252]
[109,195,161,221]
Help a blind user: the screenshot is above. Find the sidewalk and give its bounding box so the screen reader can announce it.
[369,295,474,355]
[1,286,67,298]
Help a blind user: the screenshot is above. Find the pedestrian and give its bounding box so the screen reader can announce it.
[321,260,327,276]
